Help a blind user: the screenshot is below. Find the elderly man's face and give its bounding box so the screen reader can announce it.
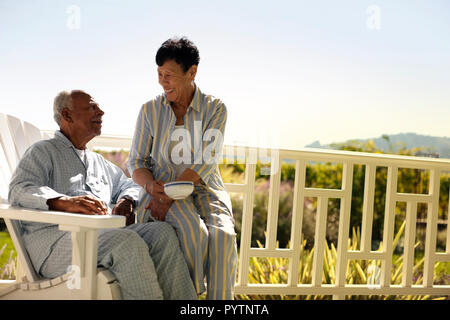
[158,59,196,104]
[69,92,104,138]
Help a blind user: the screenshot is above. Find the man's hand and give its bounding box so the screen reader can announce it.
[47,195,108,215]
[112,198,135,226]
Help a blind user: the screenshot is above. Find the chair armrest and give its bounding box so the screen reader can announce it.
[0,203,125,297]
[0,203,125,229]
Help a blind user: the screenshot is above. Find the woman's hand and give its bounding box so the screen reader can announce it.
[144,180,173,221]
[144,180,172,200]
[147,197,173,221]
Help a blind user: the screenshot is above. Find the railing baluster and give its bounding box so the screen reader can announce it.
[402,201,417,287]
[266,153,281,250]
[381,166,398,288]
[447,185,450,255]
[288,159,306,287]
[361,164,376,253]
[335,162,354,291]
[312,197,328,287]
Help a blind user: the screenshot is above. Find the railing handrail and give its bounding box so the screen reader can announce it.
[41,131,450,168]
[111,138,449,168]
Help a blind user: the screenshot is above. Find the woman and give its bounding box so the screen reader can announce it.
[128,37,237,300]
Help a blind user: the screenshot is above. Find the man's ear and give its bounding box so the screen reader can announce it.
[61,108,73,123]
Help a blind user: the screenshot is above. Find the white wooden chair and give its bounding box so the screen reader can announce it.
[0,113,125,299]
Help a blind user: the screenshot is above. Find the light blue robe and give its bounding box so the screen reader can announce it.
[8,130,196,300]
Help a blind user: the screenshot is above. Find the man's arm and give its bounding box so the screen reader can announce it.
[100,159,138,225]
[8,142,107,215]
[8,142,66,210]
[105,158,140,206]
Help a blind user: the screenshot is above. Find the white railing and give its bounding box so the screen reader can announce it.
[86,134,450,299]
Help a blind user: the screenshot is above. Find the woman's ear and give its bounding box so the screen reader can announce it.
[188,65,197,81]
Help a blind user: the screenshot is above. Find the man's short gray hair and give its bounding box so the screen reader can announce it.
[53,91,74,126]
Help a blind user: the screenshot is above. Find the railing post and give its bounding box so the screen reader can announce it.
[236,151,257,288]
[423,169,440,287]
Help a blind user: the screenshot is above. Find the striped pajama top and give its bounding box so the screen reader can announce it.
[127,86,232,223]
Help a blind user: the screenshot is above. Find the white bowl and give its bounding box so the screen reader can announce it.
[164,181,194,200]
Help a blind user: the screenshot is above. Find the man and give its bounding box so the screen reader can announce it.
[8,89,197,300]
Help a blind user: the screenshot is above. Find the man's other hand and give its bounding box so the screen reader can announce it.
[112,198,135,226]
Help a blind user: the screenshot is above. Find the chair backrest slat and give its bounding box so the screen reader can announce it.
[0,144,12,201]
[7,115,28,158]
[0,112,43,282]
[23,121,43,148]
[0,113,20,172]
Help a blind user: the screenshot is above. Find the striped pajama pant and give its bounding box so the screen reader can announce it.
[163,183,238,300]
[36,222,197,300]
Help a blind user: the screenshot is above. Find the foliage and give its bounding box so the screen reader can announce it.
[0,242,16,280]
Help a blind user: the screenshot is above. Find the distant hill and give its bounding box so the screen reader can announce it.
[306,133,450,159]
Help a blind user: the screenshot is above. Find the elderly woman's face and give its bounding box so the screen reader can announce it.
[158,59,196,104]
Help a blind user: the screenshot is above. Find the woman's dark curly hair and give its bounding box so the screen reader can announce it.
[155,37,200,73]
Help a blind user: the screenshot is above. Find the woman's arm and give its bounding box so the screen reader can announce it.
[175,168,202,185]
[127,102,154,184]
[131,165,170,199]
[133,167,173,221]
[131,167,155,190]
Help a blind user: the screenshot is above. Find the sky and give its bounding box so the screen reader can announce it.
[1,0,449,151]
